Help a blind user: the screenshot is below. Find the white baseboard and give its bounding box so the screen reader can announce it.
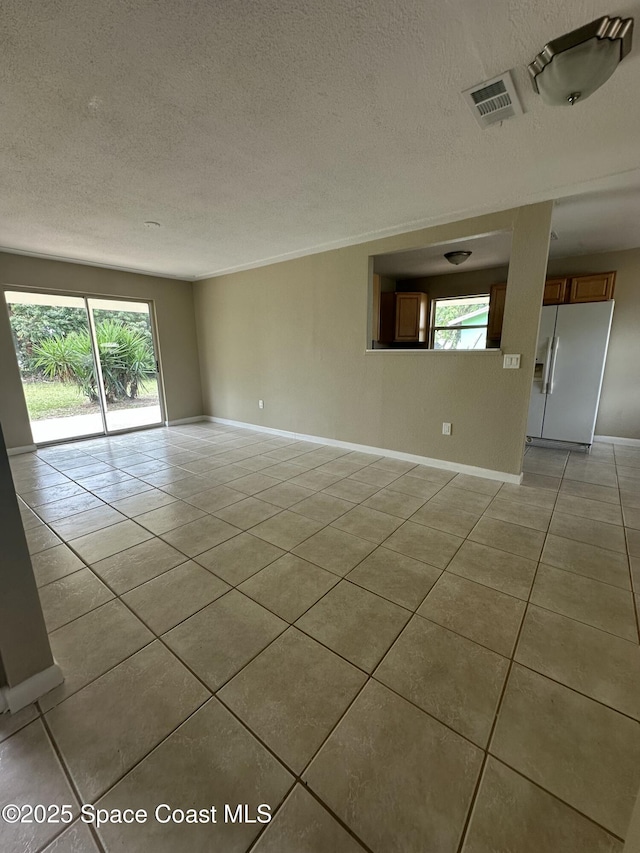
[7,444,37,456]
[165,416,207,426]
[594,435,640,448]
[0,663,64,714]
[207,416,523,484]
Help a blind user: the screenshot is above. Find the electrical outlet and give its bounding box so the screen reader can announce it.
[503,354,521,369]
[258,400,264,409]
[442,422,452,436]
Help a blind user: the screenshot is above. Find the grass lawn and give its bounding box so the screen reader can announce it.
[23,379,159,420]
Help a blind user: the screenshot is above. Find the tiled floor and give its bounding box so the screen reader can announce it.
[2,424,640,852]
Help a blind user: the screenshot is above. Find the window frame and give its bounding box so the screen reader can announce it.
[429,294,490,351]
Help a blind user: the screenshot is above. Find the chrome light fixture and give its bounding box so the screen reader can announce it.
[444,251,472,266]
[529,16,633,106]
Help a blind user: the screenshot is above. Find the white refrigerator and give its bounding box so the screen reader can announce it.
[526,301,614,446]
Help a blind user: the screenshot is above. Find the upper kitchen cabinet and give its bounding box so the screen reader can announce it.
[543,278,568,304]
[395,292,428,342]
[569,272,616,303]
[487,283,507,342]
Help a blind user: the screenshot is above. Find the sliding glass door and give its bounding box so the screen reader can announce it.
[4,291,163,444]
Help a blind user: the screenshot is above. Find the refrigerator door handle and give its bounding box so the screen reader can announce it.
[547,336,559,394]
[541,337,553,393]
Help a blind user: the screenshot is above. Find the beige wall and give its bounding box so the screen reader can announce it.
[194,203,553,476]
[546,249,640,440]
[0,253,203,449]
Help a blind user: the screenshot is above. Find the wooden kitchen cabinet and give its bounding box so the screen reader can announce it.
[569,272,616,303]
[394,292,428,342]
[543,278,568,305]
[487,283,507,342]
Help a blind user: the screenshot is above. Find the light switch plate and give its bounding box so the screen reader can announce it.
[503,354,521,369]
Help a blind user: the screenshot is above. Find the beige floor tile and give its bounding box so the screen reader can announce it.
[628,528,640,558]
[0,703,39,744]
[322,478,380,502]
[71,520,153,563]
[229,472,283,495]
[451,473,502,496]
[92,478,155,502]
[376,617,509,746]
[195,533,285,585]
[462,757,622,853]
[164,590,287,689]
[350,466,401,487]
[250,511,324,550]
[239,554,338,622]
[20,481,86,507]
[304,680,482,853]
[50,505,126,541]
[19,502,44,529]
[296,581,410,672]
[38,568,114,632]
[555,493,623,526]
[0,721,79,853]
[259,461,311,480]
[253,784,367,852]
[497,482,557,509]
[383,521,463,568]
[549,512,627,553]
[219,628,365,772]
[491,664,640,837]
[429,486,493,515]
[36,492,105,523]
[161,514,241,557]
[446,540,537,600]
[409,502,479,537]
[123,562,230,634]
[559,478,621,505]
[257,482,315,508]
[110,488,177,517]
[288,470,344,491]
[158,473,224,498]
[362,487,426,519]
[390,474,443,500]
[531,564,637,641]
[346,546,441,610]
[135,500,206,534]
[96,699,292,853]
[541,534,630,589]
[46,641,208,801]
[291,492,355,523]
[184,484,246,513]
[372,457,416,474]
[317,459,367,478]
[41,821,101,852]
[516,605,640,720]
[31,544,85,588]
[91,538,187,593]
[26,524,62,555]
[331,505,403,544]
[213,496,281,529]
[77,471,133,491]
[418,572,525,656]
[521,472,561,491]
[469,516,545,561]
[41,600,153,712]
[564,461,618,488]
[293,527,376,576]
[484,497,552,532]
[623,505,640,530]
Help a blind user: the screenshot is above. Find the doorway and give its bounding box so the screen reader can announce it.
[4,290,164,444]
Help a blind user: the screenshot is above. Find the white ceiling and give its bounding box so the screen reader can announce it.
[2,0,640,280]
[373,232,514,277]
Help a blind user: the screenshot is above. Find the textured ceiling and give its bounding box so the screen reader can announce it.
[1,0,639,279]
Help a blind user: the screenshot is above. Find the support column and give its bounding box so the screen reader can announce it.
[0,422,62,713]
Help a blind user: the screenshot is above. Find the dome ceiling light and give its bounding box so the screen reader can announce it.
[444,251,472,266]
[529,15,634,106]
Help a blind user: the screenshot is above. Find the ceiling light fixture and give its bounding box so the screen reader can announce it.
[143,221,162,228]
[529,15,633,106]
[444,251,472,266]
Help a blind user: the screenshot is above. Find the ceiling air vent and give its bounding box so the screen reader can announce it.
[462,71,523,129]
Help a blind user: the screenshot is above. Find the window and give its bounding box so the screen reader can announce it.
[430,295,490,350]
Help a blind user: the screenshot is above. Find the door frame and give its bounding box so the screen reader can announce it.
[2,285,167,446]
